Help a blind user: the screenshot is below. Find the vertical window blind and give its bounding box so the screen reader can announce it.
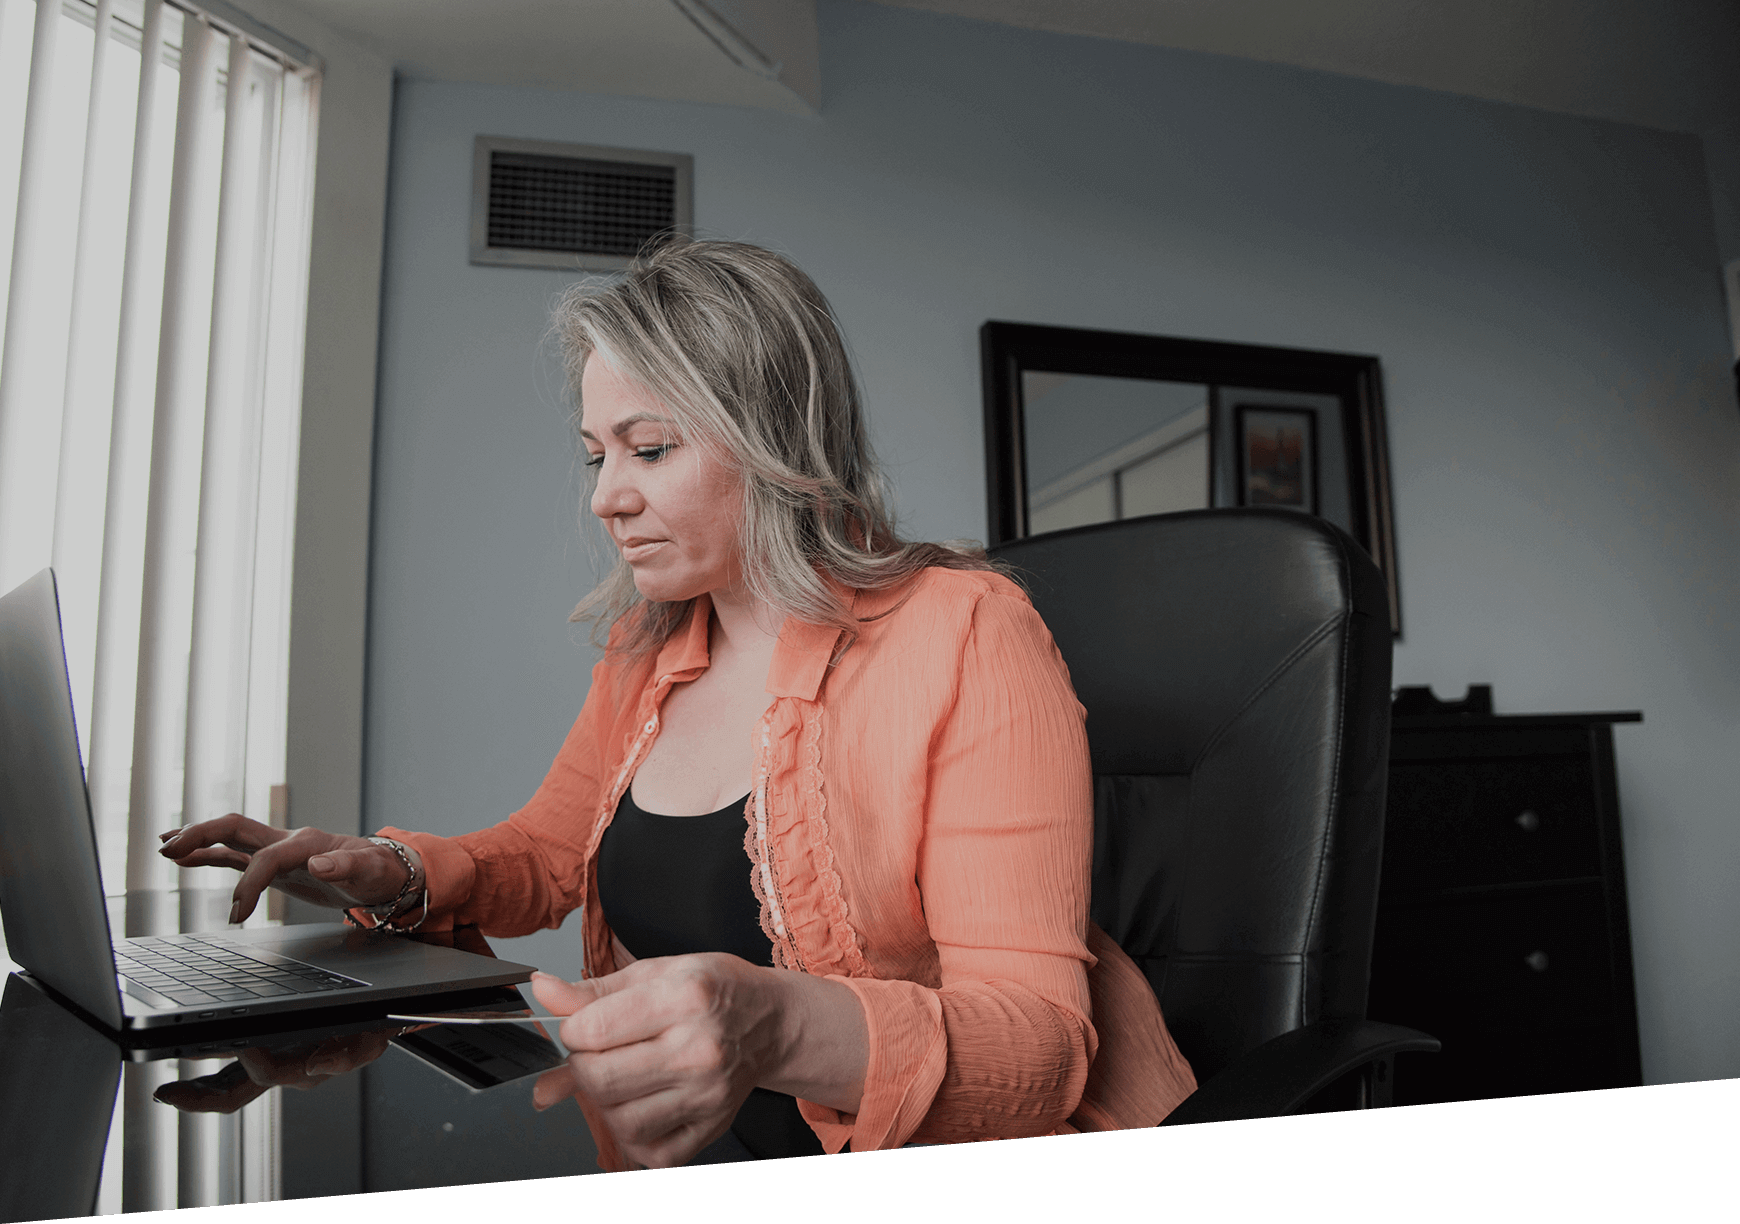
[0,0,318,1209]
[0,0,315,916]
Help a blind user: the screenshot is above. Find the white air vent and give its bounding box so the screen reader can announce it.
[470,136,694,272]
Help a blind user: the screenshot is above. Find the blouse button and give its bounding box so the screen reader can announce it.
[644,719,656,732]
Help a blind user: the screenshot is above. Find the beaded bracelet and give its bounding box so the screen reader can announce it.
[341,837,428,932]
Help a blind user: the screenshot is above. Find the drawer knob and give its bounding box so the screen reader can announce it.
[1524,950,1550,973]
[1515,809,1541,832]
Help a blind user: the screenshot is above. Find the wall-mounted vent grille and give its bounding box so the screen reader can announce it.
[471,137,693,272]
[488,152,675,256]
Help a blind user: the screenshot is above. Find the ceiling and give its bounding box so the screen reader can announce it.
[272,0,820,114]
[274,0,1740,135]
[877,0,1740,135]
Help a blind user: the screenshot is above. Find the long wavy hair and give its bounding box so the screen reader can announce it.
[554,237,1008,658]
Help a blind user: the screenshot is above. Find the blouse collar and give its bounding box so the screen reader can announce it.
[649,588,857,703]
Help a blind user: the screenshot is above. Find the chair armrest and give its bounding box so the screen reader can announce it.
[1157,1019,1440,1126]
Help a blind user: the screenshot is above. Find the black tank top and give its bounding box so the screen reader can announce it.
[595,784,825,1161]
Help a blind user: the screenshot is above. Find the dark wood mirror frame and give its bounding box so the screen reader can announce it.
[980,321,1402,636]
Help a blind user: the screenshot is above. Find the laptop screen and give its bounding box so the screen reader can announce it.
[0,570,126,1029]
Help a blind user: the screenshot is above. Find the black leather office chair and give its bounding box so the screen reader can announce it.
[991,509,1437,1123]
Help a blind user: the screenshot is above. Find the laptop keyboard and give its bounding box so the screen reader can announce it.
[113,935,366,1008]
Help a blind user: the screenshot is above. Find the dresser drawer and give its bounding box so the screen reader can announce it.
[1381,755,1602,894]
[1368,882,1618,1029]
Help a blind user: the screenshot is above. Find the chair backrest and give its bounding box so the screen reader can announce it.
[991,509,1393,1082]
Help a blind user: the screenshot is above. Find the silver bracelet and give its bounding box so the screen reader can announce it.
[347,837,428,932]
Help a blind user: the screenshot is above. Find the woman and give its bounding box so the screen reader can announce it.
[161,239,1196,1169]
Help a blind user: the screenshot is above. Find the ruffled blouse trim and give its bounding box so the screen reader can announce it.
[747,694,869,979]
[795,700,870,977]
[746,695,870,979]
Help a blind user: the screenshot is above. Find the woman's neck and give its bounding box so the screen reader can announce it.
[706,584,783,666]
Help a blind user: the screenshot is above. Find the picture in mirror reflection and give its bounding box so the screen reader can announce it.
[1018,372,1350,538]
[1237,405,1318,514]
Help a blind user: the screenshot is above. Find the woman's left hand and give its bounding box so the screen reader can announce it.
[528,955,788,1168]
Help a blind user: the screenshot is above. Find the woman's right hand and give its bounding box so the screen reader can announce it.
[158,815,415,923]
[154,1028,401,1114]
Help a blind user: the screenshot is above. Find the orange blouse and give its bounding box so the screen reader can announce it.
[380,567,1195,1163]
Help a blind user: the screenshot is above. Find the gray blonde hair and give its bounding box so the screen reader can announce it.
[554,237,1007,658]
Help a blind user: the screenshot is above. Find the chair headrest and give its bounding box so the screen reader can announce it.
[992,509,1388,775]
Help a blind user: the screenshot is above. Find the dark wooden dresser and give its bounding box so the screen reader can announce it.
[1367,686,1644,1104]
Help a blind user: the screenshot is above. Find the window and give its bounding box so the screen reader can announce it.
[0,0,317,907]
[0,0,318,1206]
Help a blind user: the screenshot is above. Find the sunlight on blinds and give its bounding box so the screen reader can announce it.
[0,0,317,900]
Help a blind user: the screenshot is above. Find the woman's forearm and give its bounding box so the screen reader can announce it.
[759,967,868,1113]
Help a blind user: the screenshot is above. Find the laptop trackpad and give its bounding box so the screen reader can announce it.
[214,925,517,992]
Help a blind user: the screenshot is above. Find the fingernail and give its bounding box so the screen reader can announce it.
[309,855,331,872]
[159,830,177,842]
[306,1057,341,1077]
[228,902,240,924]
[530,971,553,981]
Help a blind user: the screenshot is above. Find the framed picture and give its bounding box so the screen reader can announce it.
[1236,405,1318,514]
[980,321,1401,635]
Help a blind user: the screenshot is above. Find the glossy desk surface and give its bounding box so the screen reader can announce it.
[0,931,601,1222]
[3,926,1740,1218]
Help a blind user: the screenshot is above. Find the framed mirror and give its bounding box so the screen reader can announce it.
[981,322,1401,635]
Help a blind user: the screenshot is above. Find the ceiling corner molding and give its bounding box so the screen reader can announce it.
[669,0,783,79]
[669,0,820,113]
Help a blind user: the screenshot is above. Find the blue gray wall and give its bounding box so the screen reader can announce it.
[365,0,1740,1084]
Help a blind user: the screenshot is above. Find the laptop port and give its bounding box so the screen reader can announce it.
[198,1010,216,1018]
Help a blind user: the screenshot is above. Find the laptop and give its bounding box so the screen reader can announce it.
[0,568,537,1034]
